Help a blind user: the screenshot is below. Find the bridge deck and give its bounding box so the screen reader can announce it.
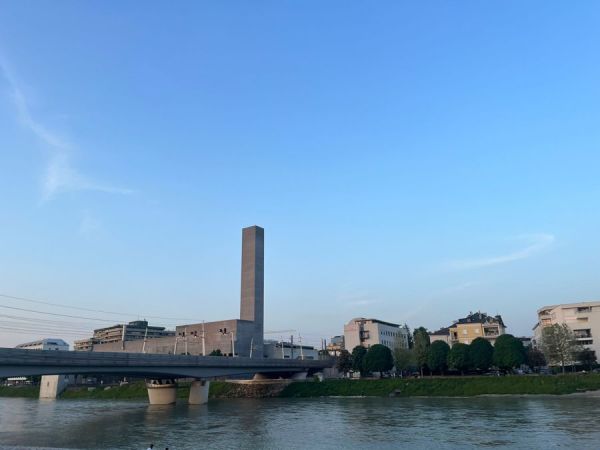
[0,348,333,379]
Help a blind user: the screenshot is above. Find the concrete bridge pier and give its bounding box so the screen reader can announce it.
[39,375,70,399]
[146,379,177,405]
[188,380,210,405]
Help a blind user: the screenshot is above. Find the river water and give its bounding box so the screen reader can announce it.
[1,395,599,449]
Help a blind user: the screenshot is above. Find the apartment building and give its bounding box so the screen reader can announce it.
[533,301,600,357]
[431,312,506,346]
[344,318,410,352]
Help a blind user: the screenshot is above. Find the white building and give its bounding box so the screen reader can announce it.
[16,338,71,399]
[263,340,319,360]
[533,301,600,357]
[344,318,410,352]
[16,338,69,351]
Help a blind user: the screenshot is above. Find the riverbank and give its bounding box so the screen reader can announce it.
[279,374,600,397]
[3,375,600,400]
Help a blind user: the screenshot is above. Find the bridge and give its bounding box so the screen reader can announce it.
[0,348,333,404]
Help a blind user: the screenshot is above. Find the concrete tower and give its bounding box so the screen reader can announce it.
[240,225,264,357]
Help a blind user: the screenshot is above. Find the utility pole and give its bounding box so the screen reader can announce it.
[281,338,285,359]
[290,335,294,359]
[142,327,148,354]
[231,331,236,357]
[299,335,304,360]
[121,324,126,350]
[184,327,188,355]
[201,321,206,356]
[250,337,254,358]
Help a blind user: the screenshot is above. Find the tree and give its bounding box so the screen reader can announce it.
[336,349,353,376]
[393,348,415,377]
[448,343,471,374]
[577,348,597,371]
[428,341,450,375]
[493,334,525,371]
[526,347,546,371]
[351,345,367,376]
[209,349,223,356]
[470,337,494,371]
[540,324,579,373]
[365,344,394,376]
[413,327,431,376]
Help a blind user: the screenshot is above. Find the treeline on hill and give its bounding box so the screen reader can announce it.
[335,324,598,377]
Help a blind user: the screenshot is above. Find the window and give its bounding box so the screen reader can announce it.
[577,306,592,313]
[462,329,468,335]
[475,329,480,334]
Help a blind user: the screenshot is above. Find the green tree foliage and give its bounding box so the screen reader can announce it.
[336,349,353,375]
[393,348,415,376]
[365,344,394,376]
[540,324,580,373]
[526,347,546,371]
[427,341,450,374]
[351,345,368,376]
[209,349,223,356]
[470,337,494,371]
[413,327,431,376]
[448,343,471,374]
[577,348,597,371]
[493,334,525,371]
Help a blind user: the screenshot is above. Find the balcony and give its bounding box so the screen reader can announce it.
[574,329,592,339]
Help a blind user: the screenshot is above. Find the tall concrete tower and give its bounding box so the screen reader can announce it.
[240,225,264,357]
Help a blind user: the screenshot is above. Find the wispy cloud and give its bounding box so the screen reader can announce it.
[0,55,133,200]
[446,233,555,270]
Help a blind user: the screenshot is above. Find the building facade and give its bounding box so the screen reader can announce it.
[449,312,506,345]
[17,338,69,351]
[344,318,410,352]
[533,301,600,357]
[264,340,319,360]
[429,327,451,345]
[326,335,345,356]
[431,312,506,346]
[74,320,174,351]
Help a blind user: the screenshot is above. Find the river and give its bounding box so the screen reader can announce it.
[1,395,599,449]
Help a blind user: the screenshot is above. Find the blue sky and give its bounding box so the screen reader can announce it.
[1,2,599,347]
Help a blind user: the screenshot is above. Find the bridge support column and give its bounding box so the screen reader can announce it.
[146,379,177,405]
[39,375,70,399]
[188,380,210,405]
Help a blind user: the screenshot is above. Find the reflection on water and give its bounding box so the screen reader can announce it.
[1,395,599,449]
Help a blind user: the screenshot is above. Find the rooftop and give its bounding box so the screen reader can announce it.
[453,311,505,327]
[348,317,401,328]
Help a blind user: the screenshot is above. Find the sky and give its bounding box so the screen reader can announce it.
[1,2,600,348]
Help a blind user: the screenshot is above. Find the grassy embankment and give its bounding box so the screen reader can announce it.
[3,375,600,399]
[280,374,600,397]
[0,385,40,398]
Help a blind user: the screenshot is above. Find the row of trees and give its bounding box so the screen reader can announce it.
[408,329,532,375]
[336,344,394,376]
[336,323,597,377]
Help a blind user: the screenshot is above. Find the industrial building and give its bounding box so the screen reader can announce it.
[74,320,174,351]
[79,225,266,358]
